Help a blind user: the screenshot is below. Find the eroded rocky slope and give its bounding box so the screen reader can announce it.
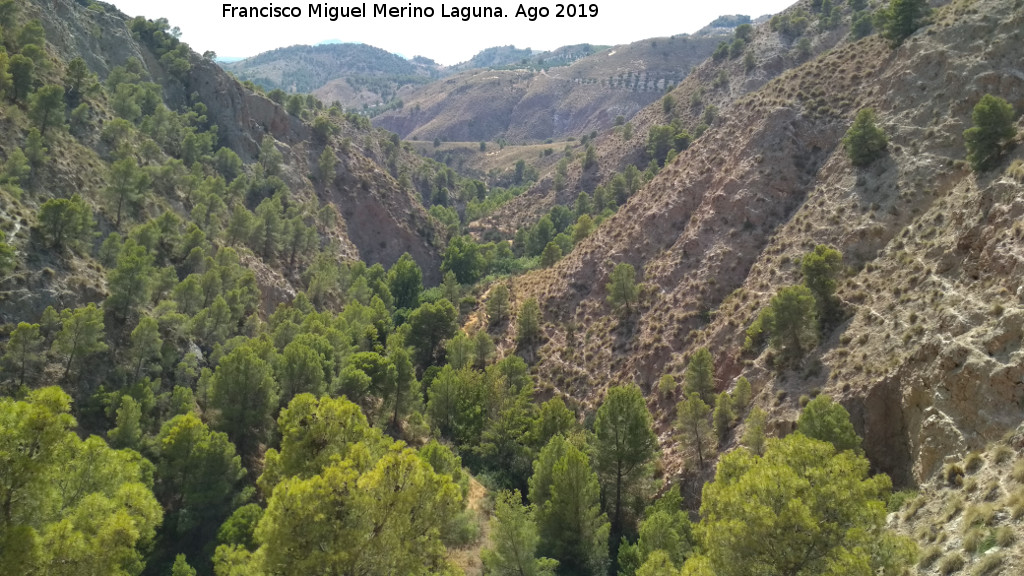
[493,0,1024,491]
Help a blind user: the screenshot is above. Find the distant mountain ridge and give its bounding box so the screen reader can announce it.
[372,32,732,143]
[222,42,442,105]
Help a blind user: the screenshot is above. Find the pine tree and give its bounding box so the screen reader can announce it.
[681,434,916,575]
[0,388,163,576]
[684,347,715,404]
[37,194,93,252]
[472,330,495,369]
[108,395,142,450]
[28,84,65,135]
[103,155,144,229]
[801,244,843,322]
[964,94,1017,172]
[594,384,658,545]
[572,214,594,244]
[713,392,734,444]
[51,303,108,385]
[482,490,559,576]
[446,331,474,369]
[259,134,283,176]
[1,322,44,388]
[583,144,597,169]
[606,262,639,314]
[487,284,511,326]
[407,299,458,368]
[209,345,278,458]
[128,316,162,381]
[384,333,420,432]
[516,298,542,348]
[760,285,819,366]
[156,413,245,535]
[8,54,33,101]
[531,398,576,450]
[171,555,198,576]
[63,57,95,104]
[387,252,423,310]
[540,241,562,267]
[105,239,154,322]
[675,393,713,469]
[741,407,768,456]
[277,340,327,407]
[797,395,861,453]
[732,376,752,414]
[532,437,611,576]
[842,109,887,166]
[0,51,12,100]
[1,147,29,195]
[23,128,47,170]
[0,232,12,277]
[657,374,678,398]
[881,0,930,45]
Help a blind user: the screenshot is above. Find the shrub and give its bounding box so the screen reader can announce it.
[888,490,919,514]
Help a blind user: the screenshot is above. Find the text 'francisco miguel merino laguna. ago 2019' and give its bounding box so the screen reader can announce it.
[222,3,600,21]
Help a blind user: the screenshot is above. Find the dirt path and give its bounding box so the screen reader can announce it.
[447,475,489,576]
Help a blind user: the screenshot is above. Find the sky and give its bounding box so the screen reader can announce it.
[108,0,798,65]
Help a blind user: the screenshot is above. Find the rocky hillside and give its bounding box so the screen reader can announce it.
[372,33,731,143]
[471,0,867,237]
[487,0,1024,498]
[889,431,1024,575]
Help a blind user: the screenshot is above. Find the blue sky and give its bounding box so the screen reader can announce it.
[110,0,797,65]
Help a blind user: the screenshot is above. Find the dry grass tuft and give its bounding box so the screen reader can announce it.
[994,525,1015,547]
[991,445,1013,464]
[970,551,1003,576]
[939,552,966,575]
[963,502,995,528]
[1011,459,1024,483]
[1007,159,1024,183]
[965,452,984,473]
[919,544,943,569]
